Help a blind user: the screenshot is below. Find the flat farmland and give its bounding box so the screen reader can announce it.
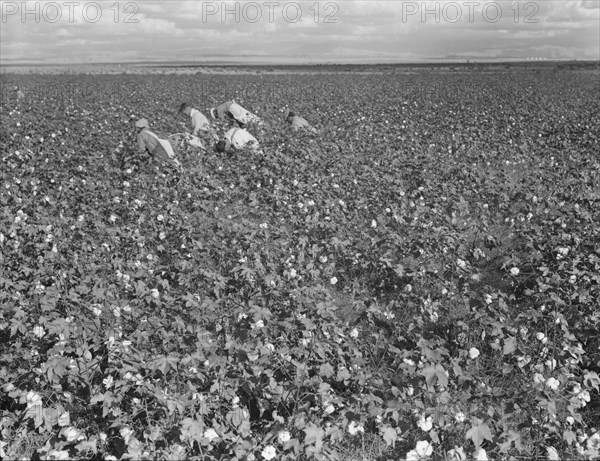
[1,65,599,460]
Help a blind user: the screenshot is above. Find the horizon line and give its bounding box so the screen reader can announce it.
[1,58,598,67]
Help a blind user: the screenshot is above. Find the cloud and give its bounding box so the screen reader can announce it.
[135,16,184,36]
[0,0,598,63]
[55,28,73,37]
[581,0,600,9]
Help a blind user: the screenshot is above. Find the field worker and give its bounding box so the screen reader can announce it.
[215,127,259,154]
[283,109,317,133]
[16,86,25,102]
[179,102,215,136]
[210,100,261,127]
[136,118,181,168]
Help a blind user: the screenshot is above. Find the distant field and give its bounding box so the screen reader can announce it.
[1,60,598,75]
[1,66,599,460]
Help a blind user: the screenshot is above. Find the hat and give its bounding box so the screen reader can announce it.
[135,118,149,128]
[283,108,290,121]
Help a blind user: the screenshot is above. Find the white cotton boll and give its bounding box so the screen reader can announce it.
[469,347,480,359]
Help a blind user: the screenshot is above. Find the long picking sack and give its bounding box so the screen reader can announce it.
[146,130,176,158]
[145,130,181,168]
[169,132,205,149]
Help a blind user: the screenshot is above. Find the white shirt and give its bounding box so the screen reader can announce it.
[225,128,258,149]
[190,108,210,134]
[229,102,260,124]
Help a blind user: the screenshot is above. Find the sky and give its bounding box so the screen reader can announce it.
[0,0,599,64]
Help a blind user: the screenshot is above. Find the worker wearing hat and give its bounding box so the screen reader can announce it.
[135,118,181,167]
[210,100,261,128]
[283,108,317,133]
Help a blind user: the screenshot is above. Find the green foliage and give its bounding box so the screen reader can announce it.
[1,69,599,460]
